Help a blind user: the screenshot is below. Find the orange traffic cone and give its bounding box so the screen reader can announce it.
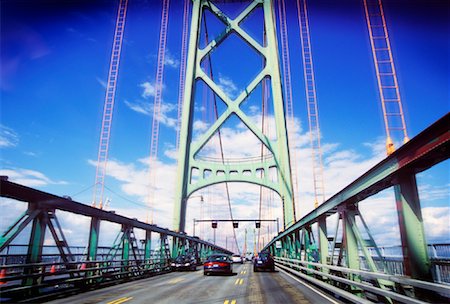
[50,264,56,274]
[0,268,6,285]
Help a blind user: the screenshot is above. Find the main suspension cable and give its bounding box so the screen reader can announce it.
[92,0,129,209]
[147,0,170,223]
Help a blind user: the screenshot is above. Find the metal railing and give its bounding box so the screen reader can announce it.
[0,255,171,302]
[275,256,450,303]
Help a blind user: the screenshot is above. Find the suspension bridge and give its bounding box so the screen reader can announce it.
[1,0,449,303]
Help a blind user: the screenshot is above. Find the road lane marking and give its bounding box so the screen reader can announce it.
[235,278,244,285]
[239,278,244,285]
[235,278,240,285]
[107,297,133,304]
[224,300,236,304]
[231,300,236,304]
[168,277,185,284]
[277,267,340,304]
[240,270,246,274]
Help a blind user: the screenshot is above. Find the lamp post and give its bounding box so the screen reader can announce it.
[187,195,203,236]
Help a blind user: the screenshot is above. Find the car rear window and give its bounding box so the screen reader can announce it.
[208,255,229,262]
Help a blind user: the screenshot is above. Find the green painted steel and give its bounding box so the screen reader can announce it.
[87,217,100,261]
[394,174,432,281]
[348,211,394,298]
[122,226,130,264]
[0,209,39,252]
[171,236,186,259]
[24,211,47,286]
[342,207,361,286]
[318,216,328,266]
[173,0,296,232]
[144,230,152,268]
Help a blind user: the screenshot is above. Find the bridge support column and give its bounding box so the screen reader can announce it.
[144,230,152,269]
[394,172,432,281]
[121,225,130,264]
[294,230,301,259]
[318,216,328,266]
[24,208,48,286]
[341,205,362,289]
[87,217,100,261]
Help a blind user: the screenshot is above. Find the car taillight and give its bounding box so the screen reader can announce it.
[216,262,229,267]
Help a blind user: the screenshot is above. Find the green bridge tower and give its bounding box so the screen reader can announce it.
[174,0,296,233]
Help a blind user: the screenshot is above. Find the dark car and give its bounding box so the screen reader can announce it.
[171,254,197,271]
[203,254,233,275]
[253,251,275,272]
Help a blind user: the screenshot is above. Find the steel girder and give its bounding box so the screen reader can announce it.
[0,178,232,257]
[266,113,449,280]
[173,0,296,232]
[264,114,449,301]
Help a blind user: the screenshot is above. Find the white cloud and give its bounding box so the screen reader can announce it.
[164,50,180,68]
[124,99,177,129]
[96,76,107,89]
[423,207,450,242]
[0,168,67,187]
[218,74,239,99]
[124,99,150,115]
[23,151,38,157]
[193,120,209,132]
[140,82,156,99]
[418,183,450,202]
[0,125,19,148]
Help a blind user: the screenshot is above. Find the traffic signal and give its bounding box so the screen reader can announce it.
[255,222,261,228]
[233,222,238,228]
[212,222,217,229]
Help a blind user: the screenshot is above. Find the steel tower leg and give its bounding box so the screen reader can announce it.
[173,0,296,232]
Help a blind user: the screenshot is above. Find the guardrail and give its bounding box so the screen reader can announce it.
[275,257,450,304]
[0,256,172,301]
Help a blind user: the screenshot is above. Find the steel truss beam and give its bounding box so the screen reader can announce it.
[0,178,232,300]
[268,113,449,248]
[264,113,449,301]
[173,0,296,232]
[0,179,231,256]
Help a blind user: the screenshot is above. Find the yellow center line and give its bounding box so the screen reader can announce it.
[231,300,237,304]
[239,278,244,285]
[235,278,240,285]
[107,296,133,304]
[224,299,236,304]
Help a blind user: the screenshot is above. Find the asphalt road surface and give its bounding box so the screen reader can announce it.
[47,263,342,304]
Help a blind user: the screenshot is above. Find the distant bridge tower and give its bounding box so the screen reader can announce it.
[174,0,296,232]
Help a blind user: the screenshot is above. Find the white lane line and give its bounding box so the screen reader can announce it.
[277,267,340,304]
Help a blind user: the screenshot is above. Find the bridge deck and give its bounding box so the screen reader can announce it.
[47,263,339,304]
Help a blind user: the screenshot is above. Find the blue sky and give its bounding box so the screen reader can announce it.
[1,0,449,252]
